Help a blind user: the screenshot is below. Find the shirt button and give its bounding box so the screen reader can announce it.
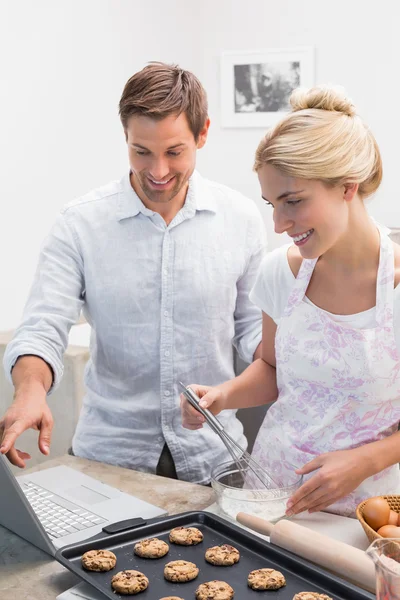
[158,436,163,443]
[163,310,169,317]
[163,269,168,276]
[164,390,170,396]
[164,350,170,357]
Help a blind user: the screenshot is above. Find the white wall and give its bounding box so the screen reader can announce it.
[0,0,199,330]
[1,0,400,331]
[195,0,400,248]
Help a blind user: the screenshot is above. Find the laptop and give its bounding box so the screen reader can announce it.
[57,582,105,600]
[0,454,166,556]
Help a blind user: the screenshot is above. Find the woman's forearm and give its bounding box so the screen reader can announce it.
[219,358,278,410]
[361,429,400,476]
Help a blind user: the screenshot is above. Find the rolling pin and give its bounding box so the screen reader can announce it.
[236,512,376,594]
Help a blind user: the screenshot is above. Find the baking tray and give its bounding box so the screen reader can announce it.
[55,511,375,599]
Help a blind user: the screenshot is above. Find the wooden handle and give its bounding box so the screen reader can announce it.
[236,513,375,594]
[236,512,275,536]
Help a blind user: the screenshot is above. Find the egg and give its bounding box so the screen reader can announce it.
[388,510,399,526]
[363,497,390,531]
[377,524,400,538]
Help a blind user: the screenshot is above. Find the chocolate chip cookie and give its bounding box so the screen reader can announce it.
[205,544,240,566]
[159,597,185,600]
[134,537,169,558]
[169,526,203,545]
[248,568,286,590]
[111,570,149,595]
[81,549,117,572]
[164,560,199,582]
[293,594,333,600]
[195,580,234,599]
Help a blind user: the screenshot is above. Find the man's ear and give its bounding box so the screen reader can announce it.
[196,118,210,149]
[343,182,359,201]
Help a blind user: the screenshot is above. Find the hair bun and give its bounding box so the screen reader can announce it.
[290,84,356,117]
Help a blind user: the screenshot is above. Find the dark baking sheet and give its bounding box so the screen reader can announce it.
[55,511,374,600]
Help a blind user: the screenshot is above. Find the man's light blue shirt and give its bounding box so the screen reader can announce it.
[4,171,266,483]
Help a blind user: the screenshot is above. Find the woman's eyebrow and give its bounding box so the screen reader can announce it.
[262,190,305,202]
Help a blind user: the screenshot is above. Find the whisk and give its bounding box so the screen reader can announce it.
[178,381,279,492]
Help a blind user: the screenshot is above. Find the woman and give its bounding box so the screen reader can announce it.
[181,85,400,517]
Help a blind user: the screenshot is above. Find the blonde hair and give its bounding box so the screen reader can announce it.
[254,85,382,197]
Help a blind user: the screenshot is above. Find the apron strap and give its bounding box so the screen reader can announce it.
[376,227,395,328]
[283,255,318,317]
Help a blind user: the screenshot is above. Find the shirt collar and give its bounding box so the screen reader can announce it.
[116,173,152,220]
[116,170,217,221]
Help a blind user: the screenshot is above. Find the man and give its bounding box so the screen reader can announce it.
[1,62,266,484]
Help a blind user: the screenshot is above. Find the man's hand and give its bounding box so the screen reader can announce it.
[286,447,372,515]
[0,380,53,468]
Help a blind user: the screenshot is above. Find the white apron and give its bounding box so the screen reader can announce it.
[252,228,400,516]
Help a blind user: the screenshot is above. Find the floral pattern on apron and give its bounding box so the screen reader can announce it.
[252,228,400,516]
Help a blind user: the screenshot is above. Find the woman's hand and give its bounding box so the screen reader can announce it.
[180,384,227,430]
[286,447,372,515]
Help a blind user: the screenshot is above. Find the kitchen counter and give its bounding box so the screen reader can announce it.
[0,454,371,600]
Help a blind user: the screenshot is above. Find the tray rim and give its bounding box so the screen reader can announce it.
[55,510,375,600]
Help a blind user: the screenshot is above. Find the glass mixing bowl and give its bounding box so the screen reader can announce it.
[211,460,303,523]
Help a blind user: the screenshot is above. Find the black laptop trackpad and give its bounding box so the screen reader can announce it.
[65,485,111,504]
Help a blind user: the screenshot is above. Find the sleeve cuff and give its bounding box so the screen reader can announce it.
[249,288,274,319]
[3,345,64,395]
[234,329,262,364]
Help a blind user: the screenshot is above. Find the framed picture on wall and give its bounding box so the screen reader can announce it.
[220,47,314,128]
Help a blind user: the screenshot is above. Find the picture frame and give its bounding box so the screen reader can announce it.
[220,47,315,128]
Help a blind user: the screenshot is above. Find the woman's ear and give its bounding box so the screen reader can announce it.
[343,182,359,202]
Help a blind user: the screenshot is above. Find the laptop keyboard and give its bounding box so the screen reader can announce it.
[21,481,107,539]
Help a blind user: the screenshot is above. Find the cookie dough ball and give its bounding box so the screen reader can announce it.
[196,580,234,599]
[248,568,286,590]
[111,570,149,595]
[169,526,203,545]
[81,549,117,572]
[164,560,199,582]
[205,544,240,566]
[134,537,169,558]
